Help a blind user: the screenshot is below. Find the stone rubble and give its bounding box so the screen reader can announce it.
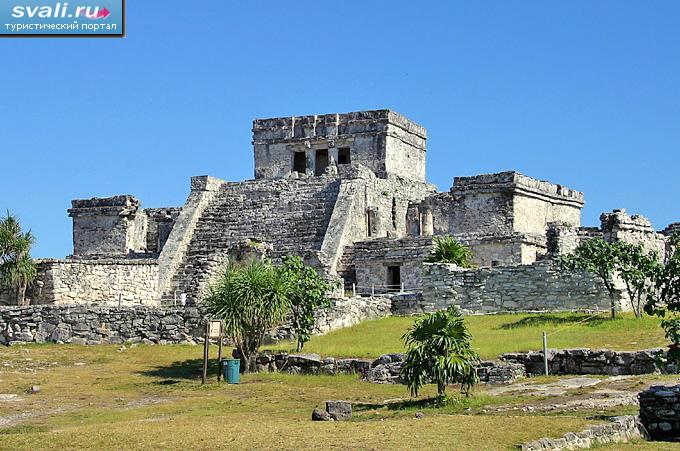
[639,384,680,441]
[519,415,647,450]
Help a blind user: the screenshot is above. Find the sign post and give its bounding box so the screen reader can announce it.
[202,319,224,385]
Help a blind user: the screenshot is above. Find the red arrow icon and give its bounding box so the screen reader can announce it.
[86,7,110,20]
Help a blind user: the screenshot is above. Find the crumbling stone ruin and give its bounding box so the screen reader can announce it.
[1,109,676,316]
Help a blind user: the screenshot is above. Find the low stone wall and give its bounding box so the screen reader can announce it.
[250,351,525,385]
[420,262,622,315]
[1,296,392,346]
[502,348,671,376]
[519,416,646,450]
[639,385,680,441]
[249,351,372,375]
[0,304,204,345]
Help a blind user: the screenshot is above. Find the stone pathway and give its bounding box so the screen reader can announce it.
[485,375,644,414]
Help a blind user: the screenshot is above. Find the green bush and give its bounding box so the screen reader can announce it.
[425,236,473,267]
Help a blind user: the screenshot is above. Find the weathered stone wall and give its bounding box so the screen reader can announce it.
[601,209,667,261]
[404,171,583,267]
[68,195,179,258]
[639,384,680,441]
[348,237,433,294]
[0,305,203,345]
[420,262,619,315]
[365,353,526,385]
[415,171,583,239]
[27,258,159,306]
[501,348,666,376]
[247,350,525,385]
[145,208,181,253]
[546,223,602,257]
[0,296,391,345]
[69,196,144,256]
[252,110,427,182]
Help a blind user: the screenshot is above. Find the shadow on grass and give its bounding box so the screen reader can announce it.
[498,314,609,330]
[140,358,221,382]
[354,397,449,412]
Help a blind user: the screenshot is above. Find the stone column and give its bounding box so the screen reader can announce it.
[305,149,316,176]
[406,205,421,236]
[329,148,339,166]
[421,206,434,236]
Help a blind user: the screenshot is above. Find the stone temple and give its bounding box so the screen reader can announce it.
[1,110,676,315]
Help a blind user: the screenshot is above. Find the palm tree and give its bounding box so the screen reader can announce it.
[0,212,37,306]
[400,306,480,399]
[425,236,474,267]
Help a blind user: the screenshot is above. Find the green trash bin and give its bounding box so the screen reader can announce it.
[222,359,240,384]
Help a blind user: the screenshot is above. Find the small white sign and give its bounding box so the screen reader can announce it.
[208,320,222,339]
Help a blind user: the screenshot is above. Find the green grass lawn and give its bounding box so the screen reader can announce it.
[0,344,610,450]
[266,312,667,359]
[0,311,676,450]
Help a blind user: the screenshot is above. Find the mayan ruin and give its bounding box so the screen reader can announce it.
[1,110,675,323]
[3,3,679,447]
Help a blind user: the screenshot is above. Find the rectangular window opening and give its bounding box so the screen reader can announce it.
[293,152,306,174]
[386,265,401,291]
[338,147,351,165]
[315,149,329,176]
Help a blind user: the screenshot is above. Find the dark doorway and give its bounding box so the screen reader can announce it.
[387,265,401,292]
[315,149,329,176]
[338,147,351,165]
[293,151,306,174]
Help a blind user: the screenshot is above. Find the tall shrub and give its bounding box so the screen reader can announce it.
[557,238,619,318]
[280,255,336,352]
[645,233,680,364]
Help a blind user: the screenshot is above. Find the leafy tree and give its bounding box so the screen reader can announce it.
[557,238,619,318]
[645,233,680,364]
[206,260,290,372]
[613,241,660,318]
[400,306,480,399]
[280,255,336,352]
[425,236,474,267]
[0,212,37,306]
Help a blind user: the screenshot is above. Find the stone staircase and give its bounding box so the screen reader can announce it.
[161,176,341,305]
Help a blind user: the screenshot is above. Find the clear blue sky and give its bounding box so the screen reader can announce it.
[1,1,678,258]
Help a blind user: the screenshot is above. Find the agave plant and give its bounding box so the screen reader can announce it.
[0,212,37,306]
[400,306,480,398]
[425,236,474,267]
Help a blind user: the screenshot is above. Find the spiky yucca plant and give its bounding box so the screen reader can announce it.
[425,236,474,267]
[400,306,480,399]
[206,260,290,372]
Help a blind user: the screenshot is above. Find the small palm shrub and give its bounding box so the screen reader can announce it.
[425,236,473,267]
[400,306,480,399]
[206,260,290,371]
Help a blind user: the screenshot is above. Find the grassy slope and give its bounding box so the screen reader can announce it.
[267,312,667,359]
[0,344,604,450]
